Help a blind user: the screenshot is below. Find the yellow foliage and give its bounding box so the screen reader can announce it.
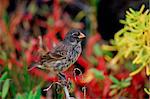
[103,5,150,76]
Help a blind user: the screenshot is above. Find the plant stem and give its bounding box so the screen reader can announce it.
[63,86,70,99]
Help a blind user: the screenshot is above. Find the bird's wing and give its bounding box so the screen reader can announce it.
[41,42,68,63]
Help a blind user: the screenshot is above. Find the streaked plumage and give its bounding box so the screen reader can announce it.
[31,29,85,73]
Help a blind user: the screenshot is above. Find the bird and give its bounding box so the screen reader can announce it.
[29,29,85,78]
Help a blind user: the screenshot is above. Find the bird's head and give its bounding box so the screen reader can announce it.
[64,29,86,45]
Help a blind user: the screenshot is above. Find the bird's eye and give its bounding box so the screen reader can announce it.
[72,32,79,37]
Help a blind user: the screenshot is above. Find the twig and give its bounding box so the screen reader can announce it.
[38,36,43,48]
[63,86,70,99]
[82,86,86,99]
[74,68,87,99]
[43,78,71,99]
[58,72,71,99]
[38,36,48,55]
[73,68,83,76]
[43,82,62,91]
[73,68,83,81]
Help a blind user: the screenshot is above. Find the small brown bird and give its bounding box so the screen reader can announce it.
[29,29,85,76]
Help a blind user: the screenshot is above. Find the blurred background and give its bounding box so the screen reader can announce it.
[0,0,149,98]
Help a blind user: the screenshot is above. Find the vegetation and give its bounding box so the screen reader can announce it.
[0,0,149,98]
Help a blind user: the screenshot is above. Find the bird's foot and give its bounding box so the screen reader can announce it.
[59,78,71,90]
[43,73,71,92]
[58,72,71,89]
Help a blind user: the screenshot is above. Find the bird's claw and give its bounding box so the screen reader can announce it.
[58,79,71,90]
[43,73,72,91]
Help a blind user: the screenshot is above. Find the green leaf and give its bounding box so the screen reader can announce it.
[0,51,7,60]
[15,93,24,99]
[124,77,132,82]
[125,62,137,71]
[109,75,120,84]
[2,11,9,27]
[91,69,105,79]
[58,93,64,99]
[2,79,10,99]
[47,17,54,25]
[23,68,30,91]
[109,89,117,96]
[34,87,41,99]
[103,50,113,58]
[120,82,131,88]
[28,91,34,99]
[90,0,99,7]
[93,44,103,56]
[0,72,8,84]
[74,11,86,21]
[110,84,118,89]
[0,92,2,96]
[10,83,17,96]
[89,56,98,65]
[28,2,37,14]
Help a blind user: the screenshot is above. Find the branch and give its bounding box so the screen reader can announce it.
[63,86,70,99]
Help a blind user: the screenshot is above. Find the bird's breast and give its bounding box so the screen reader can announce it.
[49,44,82,72]
[69,44,82,63]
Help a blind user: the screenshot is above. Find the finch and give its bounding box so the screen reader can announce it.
[29,29,85,75]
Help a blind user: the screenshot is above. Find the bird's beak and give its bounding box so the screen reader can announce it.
[78,32,86,39]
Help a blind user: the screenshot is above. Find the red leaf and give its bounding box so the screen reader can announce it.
[10,58,23,67]
[0,19,7,33]
[53,0,60,21]
[74,75,86,86]
[29,68,58,82]
[125,86,137,97]
[14,39,22,51]
[77,56,90,70]
[22,12,33,21]
[87,79,102,98]
[25,39,39,65]
[86,34,101,56]
[115,72,129,80]
[97,57,106,73]
[0,59,5,65]
[35,19,49,28]
[103,77,112,98]
[125,73,145,97]
[132,73,145,86]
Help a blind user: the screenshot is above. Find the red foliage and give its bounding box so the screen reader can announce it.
[10,58,23,68]
[53,0,60,21]
[124,73,145,97]
[103,77,112,98]
[115,72,129,80]
[96,56,107,74]
[77,56,90,70]
[25,39,39,65]
[29,68,58,82]
[0,1,147,98]
[86,33,101,56]
[87,79,102,98]
[0,59,5,66]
